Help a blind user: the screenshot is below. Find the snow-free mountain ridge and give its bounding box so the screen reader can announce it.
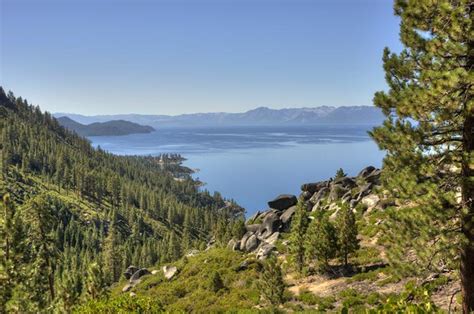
[54,106,384,128]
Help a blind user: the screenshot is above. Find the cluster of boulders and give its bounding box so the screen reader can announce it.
[122,264,178,292]
[227,194,298,259]
[228,166,383,259]
[300,166,382,214]
[121,166,384,294]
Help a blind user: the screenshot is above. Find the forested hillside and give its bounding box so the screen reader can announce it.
[77,165,459,312]
[56,116,155,136]
[0,87,244,312]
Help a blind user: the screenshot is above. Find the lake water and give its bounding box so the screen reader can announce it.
[89,125,385,216]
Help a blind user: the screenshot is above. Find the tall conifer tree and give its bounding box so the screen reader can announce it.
[335,205,359,266]
[305,214,337,272]
[103,212,122,283]
[258,256,285,305]
[370,1,473,311]
[0,194,19,312]
[288,201,309,273]
[85,262,108,300]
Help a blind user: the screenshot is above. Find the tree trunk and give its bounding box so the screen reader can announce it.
[44,247,55,301]
[5,238,9,261]
[460,107,474,313]
[461,10,474,310]
[48,267,55,301]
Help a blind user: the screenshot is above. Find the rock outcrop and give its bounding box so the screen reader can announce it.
[244,234,259,252]
[122,264,178,292]
[227,238,240,251]
[301,166,382,213]
[257,211,281,238]
[230,166,383,260]
[268,194,297,211]
[130,268,151,283]
[280,205,297,225]
[361,194,380,212]
[163,266,178,280]
[124,266,139,280]
[122,266,151,292]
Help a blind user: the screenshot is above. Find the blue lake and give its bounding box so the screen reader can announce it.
[89,125,385,216]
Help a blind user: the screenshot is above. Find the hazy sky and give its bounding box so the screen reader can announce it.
[1,0,402,115]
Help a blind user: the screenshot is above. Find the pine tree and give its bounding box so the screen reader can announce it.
[165,231,181,262]
[1,194,59,312]
[335,205,359,266]
[305,214,337,273]
[54,153,64,192]
[182,211,192,252]
[288,201,309,273]
[1,194,15,263]
[213,215,230,246]
[0,194,20,312]
[335,168,347,179]
[85,262,108,300]
[258,256,285,305]
[231,218,246,240]
[103,212,122,283]
[25,195,59,305]
[56,272,80,312]
[369,1,473,311]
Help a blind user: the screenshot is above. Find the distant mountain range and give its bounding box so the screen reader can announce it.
[54,106,384,128]
[57,116,155,136]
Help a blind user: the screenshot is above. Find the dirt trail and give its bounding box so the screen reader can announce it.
[288,275,347,297]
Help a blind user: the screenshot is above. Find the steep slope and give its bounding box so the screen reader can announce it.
[76,249,263,312]
[0,87,243,312]
[83,166,460,312]
[56,116,155,136]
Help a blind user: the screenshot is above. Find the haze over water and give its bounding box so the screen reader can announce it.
[89,125,385,216]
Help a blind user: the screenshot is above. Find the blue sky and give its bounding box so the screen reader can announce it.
[1,0,402,115]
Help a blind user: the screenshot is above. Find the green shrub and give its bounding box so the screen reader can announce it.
[378,198,396,209]
[347,269,380,283]
[355,202,368,213]
[298,289,319,305]
[105,248,263,312]
[352,246,383,265]
[317,296,336,311]
[74,295,163,313]
[208,271,225,292]
[297,289,335,310]
[376,274,401,287]
[274,239,287,254]
[339,289,364,308]
[370,281,439,313]
[366,292,383,306]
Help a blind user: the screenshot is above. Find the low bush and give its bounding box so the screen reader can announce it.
[297,289,335,311]
[90,248,263,312]
[73,295,164,313]
[347,269,380,283]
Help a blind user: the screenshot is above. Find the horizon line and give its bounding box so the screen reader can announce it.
[53,104,375,117]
